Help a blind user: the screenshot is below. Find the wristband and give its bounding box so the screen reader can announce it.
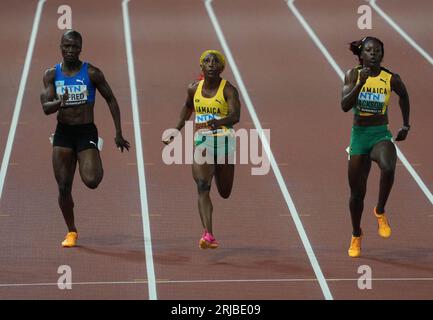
[402,125,410,131]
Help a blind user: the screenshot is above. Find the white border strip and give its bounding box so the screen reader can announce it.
[204,0,333,300]
[369,0,433,66]
[122,0,157,300]
[287,0,433,206]
[0,0,46,200]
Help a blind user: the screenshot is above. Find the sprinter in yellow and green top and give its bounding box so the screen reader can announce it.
[163,50,241,249]
[341,37,410,258]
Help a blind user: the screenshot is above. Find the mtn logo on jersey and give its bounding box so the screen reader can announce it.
[195,113,222,123]
[357,91,385,114]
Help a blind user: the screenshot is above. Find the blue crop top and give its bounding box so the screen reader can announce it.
[54,62,96,107]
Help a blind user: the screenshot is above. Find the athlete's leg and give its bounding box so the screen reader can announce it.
[214,136,235,198]
[215,162,234,199]
[192,161,215,234]
[348,154,372,236]
[53,147,77,232]
[370,140,397,214]
[77,149,103,189]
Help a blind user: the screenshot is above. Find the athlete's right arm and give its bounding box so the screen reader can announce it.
[162,82,196,145]
[175,82,196,130]
[341,67,367,112]
[40,68,65,115]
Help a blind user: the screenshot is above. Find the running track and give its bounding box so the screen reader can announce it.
[0,0,432,300]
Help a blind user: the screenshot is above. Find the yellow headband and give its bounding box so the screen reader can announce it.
[199,50,226,69]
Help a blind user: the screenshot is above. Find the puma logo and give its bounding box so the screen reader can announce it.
[380,78,387,84]
[89,141,97,147]
[76,79,85,85]
[215,99,222,104]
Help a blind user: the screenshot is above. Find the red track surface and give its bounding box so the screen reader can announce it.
[0,0,432,300]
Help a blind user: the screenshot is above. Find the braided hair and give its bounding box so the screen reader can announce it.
[349,36,384,65]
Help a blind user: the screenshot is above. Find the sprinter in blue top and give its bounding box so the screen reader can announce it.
[40,30,130,247]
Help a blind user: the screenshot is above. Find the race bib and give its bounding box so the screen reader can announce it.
[195,113,221,123]
[356,91,385,114]
[195,114,228,136]
[56,84,88,106]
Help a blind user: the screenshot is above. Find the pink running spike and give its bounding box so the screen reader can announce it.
[204,232,215,242]
[199,232,219,249]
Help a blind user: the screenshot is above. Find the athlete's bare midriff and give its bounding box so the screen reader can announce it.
[57,102,95,125]
[353,113,388,127]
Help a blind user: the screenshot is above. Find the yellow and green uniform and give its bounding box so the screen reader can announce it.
[354,66,392,116]
[193,79,235,157]
[349,66,393,155]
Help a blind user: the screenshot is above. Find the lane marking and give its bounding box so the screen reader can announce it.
[288,0,344,79]
[369,0,433,66]
[130,213,161,217]
[134,278,169,282]
[122,0,157,300]
[2,277,433,288]
[205,0,333,300]
[160,277,433,283]
[0,0,46,201]
[287,0,433,207]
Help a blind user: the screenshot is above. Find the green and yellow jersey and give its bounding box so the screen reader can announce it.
[354,66,393,116]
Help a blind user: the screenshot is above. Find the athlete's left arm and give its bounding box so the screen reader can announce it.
[391,74,410,141]
[208,82,240,130]
[89,65,130,152]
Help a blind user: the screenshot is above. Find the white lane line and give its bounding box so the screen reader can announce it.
[204,0,333,300]
[287,0,433,206]
[159,277,433,283]
[2,277,433,288]
[122,0,157,300]
[393,139,433,205]
[369,0,433,66]
[288,0,344,80]
[0,0,46,201]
